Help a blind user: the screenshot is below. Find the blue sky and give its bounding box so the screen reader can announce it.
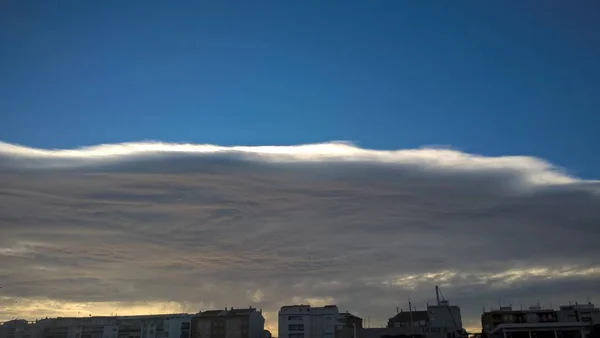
[1,1,599,177]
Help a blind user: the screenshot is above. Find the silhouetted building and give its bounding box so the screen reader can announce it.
[190,307,264,338]
[337,313,363,330]
[0,320,36,338]
[336,327,426,338]
[482,306,558,335]
[1,314,192,338]
[557,304,600,325]
[481,303,600,338]
[482,303,600,334]
[387,301,464,338]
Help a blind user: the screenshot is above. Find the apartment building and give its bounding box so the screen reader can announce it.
[557,304,600,324]
[0,320,37,338]
[278,305,339,338]
[190,307,264,338]
[1,314,192,338]
[481,303,600,338]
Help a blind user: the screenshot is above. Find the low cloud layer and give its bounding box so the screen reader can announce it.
[1,141,599,333]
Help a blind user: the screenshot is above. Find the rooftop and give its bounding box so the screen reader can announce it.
[389,311,429,323]
[195,308,259,317]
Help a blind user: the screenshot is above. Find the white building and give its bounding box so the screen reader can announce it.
[278,305,339,338]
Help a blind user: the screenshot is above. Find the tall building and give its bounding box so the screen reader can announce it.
[190,308,264,338]
[278,305,339,338]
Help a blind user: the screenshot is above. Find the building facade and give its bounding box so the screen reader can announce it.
[278,305,339,338]
[387,301,465,338]
[0,320,36,338]
[482,306,558,335]
[336,313,363,330]
[1,314,192,338]
[481,303,600,338]
[557,304,600,325]
[190,308,264,338]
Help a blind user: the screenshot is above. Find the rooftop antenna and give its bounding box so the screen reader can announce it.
[436,286,440,306]
[408,300,413,335]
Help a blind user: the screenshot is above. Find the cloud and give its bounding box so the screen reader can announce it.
[0,141,599,334]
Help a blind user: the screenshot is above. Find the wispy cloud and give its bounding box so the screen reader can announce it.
[0,141,599,334]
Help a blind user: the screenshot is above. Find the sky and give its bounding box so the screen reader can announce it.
[1,0,600,335]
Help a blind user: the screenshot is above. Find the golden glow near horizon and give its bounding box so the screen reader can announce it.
[1,297,277,335]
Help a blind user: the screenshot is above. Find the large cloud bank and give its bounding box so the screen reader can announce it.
[0,141,599,333]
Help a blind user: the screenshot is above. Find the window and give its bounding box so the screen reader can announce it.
[288,316,303,321]
[164,333,169,338]
[289,335,303,338]
[288,324,304,331]
[419,320,427,326]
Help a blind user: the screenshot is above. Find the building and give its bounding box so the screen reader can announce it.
[336,327,427,338]
[481,303,600,336]
[336,313,363,330]
[0,320,36,338]
[557,304,600,325]
[386,301,464,338]
[1,314,192,338]
[488,322,590,338]
[278,305,339,338]
[190,307,264,338]
[481,306,558,335]
[481,303,600,338]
